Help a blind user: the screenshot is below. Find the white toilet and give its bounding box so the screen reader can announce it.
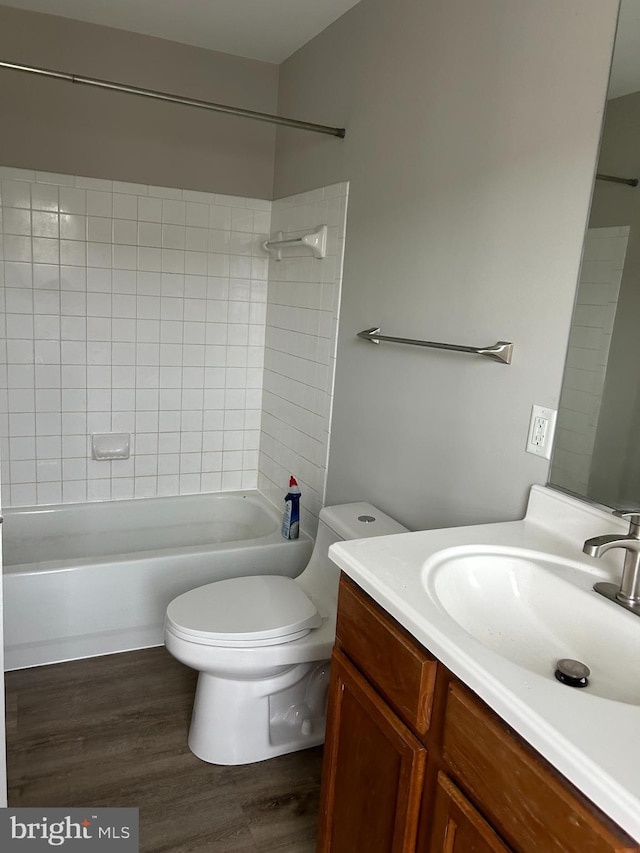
[164,501,407,765]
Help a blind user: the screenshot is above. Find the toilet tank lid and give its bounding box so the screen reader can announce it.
[319,502,408,540]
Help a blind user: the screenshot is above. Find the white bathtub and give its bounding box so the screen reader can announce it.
[2,490,312,670]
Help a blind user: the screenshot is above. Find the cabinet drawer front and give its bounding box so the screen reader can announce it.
[443,683,635,853]
[336,575,437,734]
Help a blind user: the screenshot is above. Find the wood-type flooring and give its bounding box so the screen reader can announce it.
[5,646,323,852]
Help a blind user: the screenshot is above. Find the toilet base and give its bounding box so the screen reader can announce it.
[188,659,331,765]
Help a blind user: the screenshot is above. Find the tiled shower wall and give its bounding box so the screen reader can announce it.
[0,167,271,506]
[552,225,629,496]
[258,183,348,536]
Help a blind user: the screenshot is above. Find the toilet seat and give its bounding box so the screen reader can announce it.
[165,575,322,648]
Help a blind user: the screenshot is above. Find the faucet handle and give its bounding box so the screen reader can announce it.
[614,509,640,536]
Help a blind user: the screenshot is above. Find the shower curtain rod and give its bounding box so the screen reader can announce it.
[0,60,346,138]
[596,172,638,187]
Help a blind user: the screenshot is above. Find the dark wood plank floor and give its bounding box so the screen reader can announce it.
[5,647,323,852]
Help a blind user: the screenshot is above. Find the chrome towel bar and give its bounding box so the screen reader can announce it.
[357,327,513,365]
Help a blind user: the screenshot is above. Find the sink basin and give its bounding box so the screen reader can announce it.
[422,546,640,705]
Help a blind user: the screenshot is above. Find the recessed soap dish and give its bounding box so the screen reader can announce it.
[92,432,130,461]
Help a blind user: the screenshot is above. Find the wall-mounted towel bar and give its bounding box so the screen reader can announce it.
[357,327,513,364]
[262,225,327,261]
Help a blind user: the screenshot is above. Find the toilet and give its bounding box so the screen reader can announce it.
[164,501,407,765]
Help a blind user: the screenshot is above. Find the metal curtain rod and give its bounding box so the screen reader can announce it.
[0,60,346,138]
[357,327,513,364]
[596,173,638,187]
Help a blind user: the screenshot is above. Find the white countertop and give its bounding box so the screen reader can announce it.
[328,485,640,843]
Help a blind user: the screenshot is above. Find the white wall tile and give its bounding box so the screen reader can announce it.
[1,170,271,507]
[59,188,86,216]
[258,182,348,536]
[2,172,344,519]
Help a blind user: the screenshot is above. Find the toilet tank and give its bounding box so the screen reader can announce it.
[296,502,408,606]
[319,502,408,541]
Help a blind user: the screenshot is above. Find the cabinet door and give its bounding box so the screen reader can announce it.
[429,772,512,853]
[317,649,427,853]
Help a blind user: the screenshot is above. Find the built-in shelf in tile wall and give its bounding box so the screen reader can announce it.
[0,167,348,524]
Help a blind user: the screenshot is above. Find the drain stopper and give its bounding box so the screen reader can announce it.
[555,658,590,688]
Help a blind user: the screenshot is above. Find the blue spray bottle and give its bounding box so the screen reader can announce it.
[281,476,301,539]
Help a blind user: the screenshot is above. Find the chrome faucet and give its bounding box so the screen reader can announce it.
[583,510,640,616]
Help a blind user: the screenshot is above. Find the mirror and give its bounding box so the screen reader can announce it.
[549,0,640,509]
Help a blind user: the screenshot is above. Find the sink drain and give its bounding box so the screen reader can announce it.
[555,658,590,688]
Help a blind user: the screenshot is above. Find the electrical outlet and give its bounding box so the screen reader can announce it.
[526,405,557,460]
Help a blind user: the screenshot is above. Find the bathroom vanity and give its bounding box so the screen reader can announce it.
[317,486,640,852]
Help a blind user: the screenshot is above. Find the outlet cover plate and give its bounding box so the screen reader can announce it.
[526,405,557,460]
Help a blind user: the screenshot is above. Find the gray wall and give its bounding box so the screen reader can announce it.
[0,6,278,198]
[273,0,619,530]
[588,91,640,506]
[0,1,622,530]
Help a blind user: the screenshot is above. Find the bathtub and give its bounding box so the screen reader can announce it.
[2,490,312,670]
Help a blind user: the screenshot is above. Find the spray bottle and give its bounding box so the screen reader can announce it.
[281,476,301,540]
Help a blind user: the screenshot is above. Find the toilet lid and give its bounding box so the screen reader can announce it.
[166,575,322,647]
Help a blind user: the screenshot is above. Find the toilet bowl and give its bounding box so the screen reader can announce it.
[164,501,407,765]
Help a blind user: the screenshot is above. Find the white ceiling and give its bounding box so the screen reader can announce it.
[0,0,363,64]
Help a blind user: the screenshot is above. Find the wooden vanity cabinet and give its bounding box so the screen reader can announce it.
[316,575,639,853]
[429,772,511,853]
[316,649,427,853]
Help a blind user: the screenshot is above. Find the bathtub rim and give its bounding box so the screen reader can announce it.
[2,488,301,575]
